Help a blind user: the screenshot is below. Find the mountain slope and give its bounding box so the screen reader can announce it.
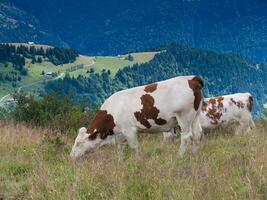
[0,1,66,47]
[7,0,267,61]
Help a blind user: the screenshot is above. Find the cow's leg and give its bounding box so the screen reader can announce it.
[163,128,176,144]
[246,118,256,135]
[235,116,251,135]
[116,134,127,161]
[123,127,140,159]
[191,116,203,155]
[176,111,194,157]
[249,118,256,130]
[243,113,256,134]
[234,117,243,135]
[234,123,244,135]
[244,120,254,134]
[118,143,126,162]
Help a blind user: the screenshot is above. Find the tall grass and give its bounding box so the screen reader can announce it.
[0,121,266,200]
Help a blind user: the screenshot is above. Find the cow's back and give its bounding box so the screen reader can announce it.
[101,76,202,131]
[200,93,253,128]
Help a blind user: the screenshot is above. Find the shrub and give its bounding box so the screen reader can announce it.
[125,54,134,61]
[11,92,96,134]
[20,67,28,76]
[37,57,43,63]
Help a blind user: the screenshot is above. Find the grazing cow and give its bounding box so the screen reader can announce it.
[200,93,255,133]
[163,93,255,142]
[70,76,204,160]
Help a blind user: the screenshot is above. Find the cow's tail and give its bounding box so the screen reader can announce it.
[190,76,204,141]
[247,95,253,113]
[192,76,204,89]
[195,76,204,114]
[246,94,256,130]
[189,76,204,112]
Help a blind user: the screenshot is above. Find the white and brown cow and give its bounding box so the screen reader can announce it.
[70,76,204,160]
[163,93,255,142]
[200,93,255,133]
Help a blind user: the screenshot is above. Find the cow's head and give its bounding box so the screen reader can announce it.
[70,127,98,158]
[70,110,116,159]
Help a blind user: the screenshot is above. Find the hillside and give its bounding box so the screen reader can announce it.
[0,43,79,98]
[0,43,158,100]
[2,0,266,62]
[0,122,266,199]
[45,44,267,115]
[0,1,65,47]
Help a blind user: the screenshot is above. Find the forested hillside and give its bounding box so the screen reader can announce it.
[0,1,65,46]
[0,0,265,61]
[0,43,78,88]
[45,44,267,115]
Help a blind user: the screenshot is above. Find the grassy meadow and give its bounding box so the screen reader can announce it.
[92,52,159,75]
[0,121,266,200]
[130,52,160,64]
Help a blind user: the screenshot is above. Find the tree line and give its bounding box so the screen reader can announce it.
[0,92,95,135]
[0,44,79,66]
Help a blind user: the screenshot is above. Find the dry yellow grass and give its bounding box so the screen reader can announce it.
[0,121,266,200]
[130,52,160,64]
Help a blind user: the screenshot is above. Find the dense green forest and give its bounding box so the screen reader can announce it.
[45,44,267,116]
[4,0,265,62]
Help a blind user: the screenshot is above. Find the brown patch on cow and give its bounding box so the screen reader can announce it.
[144,83,158,93]
[217,96,224,109]
[134,94,167,128]
[202,101,208,111]
[247,96,253,112]
[205,97,225,125]
[188,76,204,111]
[191,76,204,87]
[230,98,245,109]
[87,110,116,140]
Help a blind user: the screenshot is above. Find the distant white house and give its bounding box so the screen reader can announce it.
[117,54,124,59]
[45,71,53,77]
[28,42,35,45]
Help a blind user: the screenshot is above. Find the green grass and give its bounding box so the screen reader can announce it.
[92,52,159,74]
[26,55,95,78]
[93,56,133,74]
[0,84,13,98]
[0,122,266,200]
